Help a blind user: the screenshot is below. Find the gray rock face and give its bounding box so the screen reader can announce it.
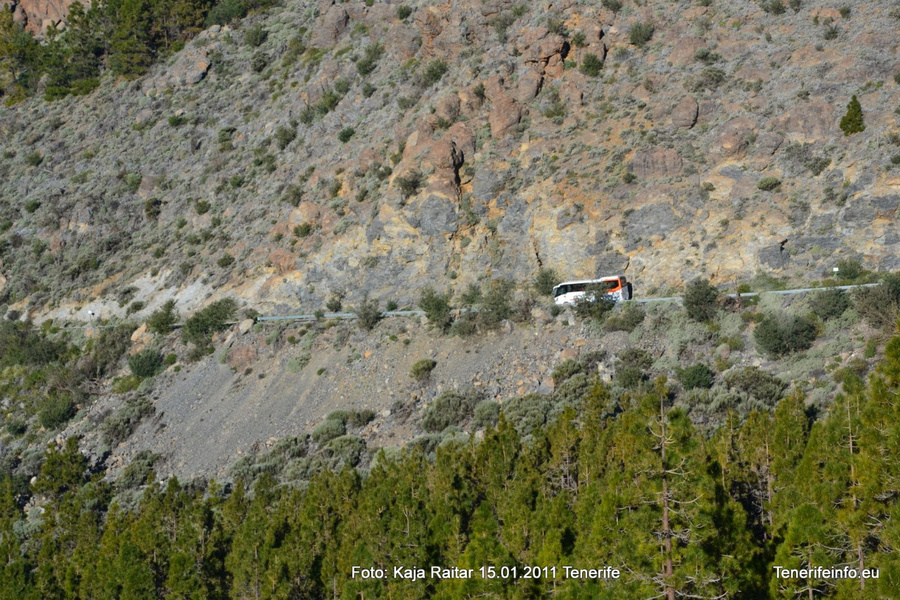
[497,195,529,236]
[312,5,350,47]
[409,195,458,236]
[625,203,677,249]
[758,242,790,270]
[472,165,507,203]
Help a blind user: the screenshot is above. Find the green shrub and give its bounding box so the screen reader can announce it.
[572,284,616,323]
[615,348,653,388]
[356,43,384,76]
[311,418,345,444]
[754,313,817,357]
[533,268,559,296]
[677,363,715,390]
[724,367,786,405]
[147,300,178,334]
[757,177,782,191]
[396,171,423,198]
[348,409,376,428]
[552,359,584,385]
[422,60,449,86]
[580,53,603,77]
[128,348,163,378]
[629,22,655,47]
[473,400,500,429]
[274,125,297,150]
[39,395,76,429]
[422,390,479,432]
[24,200,40,213]
[853,274,900,329]
[683,278,720,322]
[835,258,863,281]
[117,450,158,489]
[90,324,133,378]
[409,359,437,382]
[601,0,622,11]
[25,152,43,167]
[294,222,313,237]
[502,394,553,438]
[217,254,235,268]
[604,302,645,332]
[244,24,268,47]
[325,435,366,468]
[809,288,849,321]
[182,298,238,346]
[397,5,412,20]
[353,295,382,331]
[840,95,865,136]
[419,287,453,331]
[338,127,355,143]
[102,397,155,446]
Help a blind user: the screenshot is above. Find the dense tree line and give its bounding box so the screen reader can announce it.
[0,0,276,102]
[3,337,900,598]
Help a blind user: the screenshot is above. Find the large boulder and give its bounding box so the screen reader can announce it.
[630,147,683,179]
[671,96,699,129]
[311,4,349,47]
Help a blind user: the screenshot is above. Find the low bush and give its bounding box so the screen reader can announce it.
[182,298,238,346]
[854,274,900,329]
[580,53,603,76]
[724,367,786,405]
[102,397,155,446]
[552,359,584,385]
[409,359,437,382]
[573,287,615,322]
[754,313,817,357]
[38,395,76,429]
[422,59,449,86]
[676,363,715,390]
[147,300,178,334]
[419,287,453,332]
[311,418,345,445]
[757,177,782,191]
[472,400,500,429]
[615,348,653,388]
[117,450,159,489]
[533,268,559,296]
[422,390,480,432]
[629,22,655,47]
[128,348,163,378]
[353,295,382,331]
[604,302,645,332]
[683,278,719,322]
[809,288,849,321]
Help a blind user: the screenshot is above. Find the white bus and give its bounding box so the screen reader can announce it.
[552,276,633,305]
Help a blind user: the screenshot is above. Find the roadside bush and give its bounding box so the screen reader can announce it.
[809,288,849,321]
[835,258,863,281]
[676,363,715,390]
[422,390,480,432]
[573,286,615,323]
[533,268,558,296]
[409,359,437,382]
[604,302,645,332]
[473,400,500,429]
[419,287,453,332]
[629,22,655,47]
[128,348,163,378]
[353,295,382,331]
[683,278,719,322]
[853,274,900,329]
[90,324,133,378]
[102,397,155,446]
[477,279,514,330]
[724,366,786,405]
[182,298,238,346]
[754,312,817,357]
[311,418,345,444]
[615,348,653,388]
[147,300,178,334]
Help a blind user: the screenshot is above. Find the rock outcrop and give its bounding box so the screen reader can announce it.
[1,0,82,35]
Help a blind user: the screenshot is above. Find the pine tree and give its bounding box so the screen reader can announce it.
[107,0,155,78]
[840,95,865,136]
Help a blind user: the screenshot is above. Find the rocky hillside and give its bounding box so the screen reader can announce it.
[1,0,899,325]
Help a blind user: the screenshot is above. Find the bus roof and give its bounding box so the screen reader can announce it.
[552,276,624,288]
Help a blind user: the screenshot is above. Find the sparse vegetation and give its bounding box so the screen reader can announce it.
[409,358,437,382]
[683,279,720,322]
[629,22,655,48]
[754,312,817,357]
